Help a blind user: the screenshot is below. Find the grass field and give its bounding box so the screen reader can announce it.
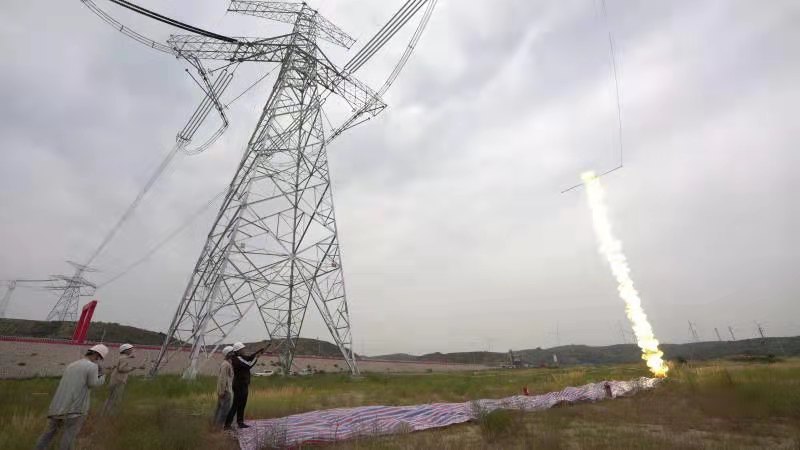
[1,360,798,449]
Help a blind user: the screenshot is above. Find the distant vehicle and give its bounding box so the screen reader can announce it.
[253,370,275,377]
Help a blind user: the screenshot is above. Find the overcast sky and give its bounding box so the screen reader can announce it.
[1,0,798,356]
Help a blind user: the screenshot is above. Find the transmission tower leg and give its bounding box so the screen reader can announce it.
[152,27,358,377]
[150,197,251,379]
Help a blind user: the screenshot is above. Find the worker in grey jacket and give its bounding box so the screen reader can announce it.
[35,344,109,450]
[102,343,144,416]
[213,345,235,427]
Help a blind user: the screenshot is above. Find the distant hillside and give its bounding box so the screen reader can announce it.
[519,338,800,366]
[373,337,800,366]
[0,318,347,357]
[418,351,507,365]
[4,318,797,365]
[369,351,507,364]
[240,337,346,358]
[0,318,169,345]
[369,353,418,361]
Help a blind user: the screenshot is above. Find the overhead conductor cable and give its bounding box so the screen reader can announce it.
[344,0,429,74]
[561,0,624,194]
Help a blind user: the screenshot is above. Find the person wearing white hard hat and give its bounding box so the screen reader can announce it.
[35,344,110,450]
[102,343,145,416]
[213,345,235,428]
[224,341,268,430]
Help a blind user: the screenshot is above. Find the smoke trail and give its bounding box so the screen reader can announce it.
[582,171,668,377]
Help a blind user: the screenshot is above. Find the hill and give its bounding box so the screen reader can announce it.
[0,318,347,357]
[4,318,798,365]
[369,353,419,361]
[373,336,800,366]
[517,338,800,366]
[417,351,507,365]
[240,337,346,358]
[0,318,169,345]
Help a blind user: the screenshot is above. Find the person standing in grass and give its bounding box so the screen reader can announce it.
[35,344,109,450]
[214,345,235,428]
[102,343,144,416]
[224,341,266,430]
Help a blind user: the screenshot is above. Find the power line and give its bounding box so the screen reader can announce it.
[97,190,225,289]
[376,0,437,97]
[601,0,623,170]
[47,7,239,319]
[225,65,280,108]
[344,0,429,74]
[82,142,184,269]
[81,0,175,55]
[560,0,624,194]
[106,0,238,43]
[326,0,437,143]
[48,70,229,320]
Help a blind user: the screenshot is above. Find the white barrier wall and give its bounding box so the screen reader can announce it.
[0,339,490,379]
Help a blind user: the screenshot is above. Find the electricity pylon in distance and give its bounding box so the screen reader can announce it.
[45,262,97,322]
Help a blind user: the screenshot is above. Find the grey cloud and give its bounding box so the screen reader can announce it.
[1,0,798,355]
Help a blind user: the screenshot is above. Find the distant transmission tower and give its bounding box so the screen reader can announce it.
[728,325,737,341]
[714,327,722,342]
[45,262,97,322]
[755,322,766,344]
[688,321,699,342]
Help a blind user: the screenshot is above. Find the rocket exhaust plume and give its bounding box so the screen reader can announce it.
[581,171,668,378]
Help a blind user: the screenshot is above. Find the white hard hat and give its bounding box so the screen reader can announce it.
[89,344,109,360]
[232,342,245,352]
[119,343,134,353]
[221,345,234,356]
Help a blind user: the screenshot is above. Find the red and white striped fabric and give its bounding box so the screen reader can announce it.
[238,377,660,449]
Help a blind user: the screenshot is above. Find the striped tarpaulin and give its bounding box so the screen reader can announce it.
[238,377,660,449]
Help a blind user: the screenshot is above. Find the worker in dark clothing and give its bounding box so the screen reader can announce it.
[224,341,266,430]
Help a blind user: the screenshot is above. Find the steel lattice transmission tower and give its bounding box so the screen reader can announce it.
[152,1,386,378]
[45,262,97,322]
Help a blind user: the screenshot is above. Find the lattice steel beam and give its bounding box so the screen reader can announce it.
[228,1,356,49]
[167,34,385,114]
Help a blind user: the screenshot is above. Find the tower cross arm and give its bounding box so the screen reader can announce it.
[228,0,356,49]
[167,34,295,63]
[311,49,387,115]
[168,34,386,114]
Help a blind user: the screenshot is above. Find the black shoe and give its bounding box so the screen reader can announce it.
[238,423,250,429]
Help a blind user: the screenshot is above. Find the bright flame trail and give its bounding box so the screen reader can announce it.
[581,171,668,377]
